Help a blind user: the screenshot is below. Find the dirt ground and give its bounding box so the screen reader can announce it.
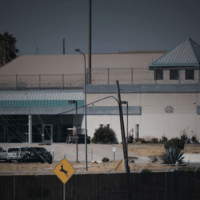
[0,143,199,174]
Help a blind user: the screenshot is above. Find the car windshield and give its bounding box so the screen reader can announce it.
[8,148,20,152]
[20,148,26,151]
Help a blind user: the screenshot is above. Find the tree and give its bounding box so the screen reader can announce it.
[0,32,19,67]
[92,126,117,144]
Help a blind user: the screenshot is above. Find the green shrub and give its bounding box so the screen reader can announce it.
[92,126,116,144]
[161,147,184,164]
[192,135,199,143]
[164,137,185,150]
[135,138,146,143]
[181,133,188,143]
[160,136,168,144]
[151,137,158,143]
[141,169,152,173]
[127,135,134,143]
[102,157,109,162]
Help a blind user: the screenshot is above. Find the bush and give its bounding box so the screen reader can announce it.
[151,137,158,143]
[135,138,146,143]
[102,157,109,162]
[92,126,116,144]
[127,135,134,143]
[164,137,185,150]
[181,133,188,143]
[161,147,184,164]
[192,135,199,143]
[160,135,168,144]
[141,169,152,173]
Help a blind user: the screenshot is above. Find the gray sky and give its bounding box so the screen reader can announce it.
[0,0,200,55]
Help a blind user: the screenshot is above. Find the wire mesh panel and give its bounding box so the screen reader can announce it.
[40,74,63,89]
[0,75,16,89]
[91,69,108,84]
[132,68,155,84]
[109,68,132,84]
[63,74,84,89]
[17,75,39,89]
[0,175,14,200]
[139,172,165,200]
[173,171,194,200]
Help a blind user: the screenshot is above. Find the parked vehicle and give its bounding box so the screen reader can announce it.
[0,147,7,161]
[20,147,30,161]
[23,147,52,164]
[6,147,23,162]
[66,134,91,144]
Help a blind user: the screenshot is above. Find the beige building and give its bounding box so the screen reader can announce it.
[0,38,199,143]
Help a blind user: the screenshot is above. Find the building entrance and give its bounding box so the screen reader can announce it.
[42,124,53,143]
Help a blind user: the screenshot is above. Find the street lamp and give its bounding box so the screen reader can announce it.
[121,101,128,156]
[69,100,78,163]
[75,48,88,171]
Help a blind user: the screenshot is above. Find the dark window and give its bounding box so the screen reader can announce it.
[155,69,163,80]
[185,69,194,80]
[170,69,178,80]
[8,148,20,152]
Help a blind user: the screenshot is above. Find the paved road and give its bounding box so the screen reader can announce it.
[0,143,151,164]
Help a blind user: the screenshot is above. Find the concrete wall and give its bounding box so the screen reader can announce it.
[84,93,200,143]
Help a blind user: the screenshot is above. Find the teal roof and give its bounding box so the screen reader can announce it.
[0,90,84,100]
[0,90,84,108]
[149,38,200,68]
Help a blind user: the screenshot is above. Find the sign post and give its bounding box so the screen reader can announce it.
[53,158,76,200]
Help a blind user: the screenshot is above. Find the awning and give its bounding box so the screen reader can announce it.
[0,90,84,115]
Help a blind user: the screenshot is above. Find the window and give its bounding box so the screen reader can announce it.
[170,69,178,80]
[136,124,139,138]
[155,69,163,80]
[185,69,194,80]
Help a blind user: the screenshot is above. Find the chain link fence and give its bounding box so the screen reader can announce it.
[0,67,199,90]
[0,74,84,90]
[0,166,200,200]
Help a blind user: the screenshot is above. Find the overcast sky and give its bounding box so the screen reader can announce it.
[0,0,200,55]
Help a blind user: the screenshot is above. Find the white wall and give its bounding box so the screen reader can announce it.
[84,93,200,143]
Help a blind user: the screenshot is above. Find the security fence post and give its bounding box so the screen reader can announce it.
[138,167,144,200]
[108,68,109,85]
[165,167,170,200]
[39,74,41,89]
[13,170,19,200]
[62,74,64,89]
[107,168,113,200]
[194,166,200,200]
[172,169,174,200]
[75,170,80,200]
[131,68,133,84]
[41,169,47,200]
[16,75,18,89]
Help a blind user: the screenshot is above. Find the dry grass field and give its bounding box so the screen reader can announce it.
[0,143,199,174]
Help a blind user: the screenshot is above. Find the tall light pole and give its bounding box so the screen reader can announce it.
[75,49,88,171]
[69,100,78,163]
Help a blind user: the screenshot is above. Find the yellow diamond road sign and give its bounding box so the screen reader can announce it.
[53,158,76,184]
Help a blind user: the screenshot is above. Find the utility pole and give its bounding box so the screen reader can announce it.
[116,80,129,173]
[116,80,132,199]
